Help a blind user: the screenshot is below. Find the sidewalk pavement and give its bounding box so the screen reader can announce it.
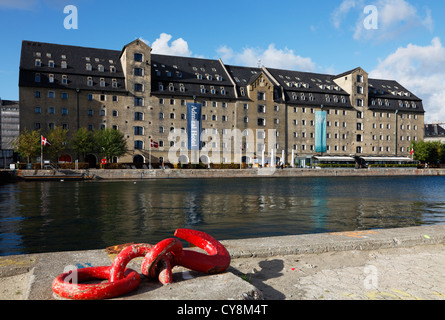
[1,225,445,300]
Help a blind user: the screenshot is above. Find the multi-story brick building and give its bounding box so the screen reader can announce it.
[19,39,424,167]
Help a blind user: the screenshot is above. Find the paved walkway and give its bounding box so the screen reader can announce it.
[1,225,445,300]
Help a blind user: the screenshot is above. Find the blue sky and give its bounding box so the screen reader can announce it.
[1,0,444,122]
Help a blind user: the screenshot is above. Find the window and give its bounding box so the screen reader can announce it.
[258,92,265,100]
[35,59,41,67]
[112,79,117,88]
[159,112,164,119]
[134,126,144,135]
[134,97,144,106]
[49,60,54,68]
[134,141,143,149]
[357,75,363,83]
[134,83,143,92]
[88,94,93,101]
[134,112,143,121]
[98,65,104,72]
[35,107,41,114]
[134,53,143,62]
[100,78,105,87]
[87,77,93,86]
[112,110,118,117]
[258,118,266,126]
[61,92,68,99]
[62,75,68,85]
[258,105,266,113]
[35,73,41,82]
[86,63,92,71]
[48,91,55,99]
[134,68,144,76]
[100,94,106,101]
[357,99,363,107]
[35,91,40,98]
[88,109,93,116]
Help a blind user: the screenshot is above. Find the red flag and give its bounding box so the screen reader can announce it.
[410,147,414,156]
[150,139,158,148]
[41,136,51,146]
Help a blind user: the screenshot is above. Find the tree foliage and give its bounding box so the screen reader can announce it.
[411,140,445,164]
[46,126,69,162]
[12,129,41,163]
[71,128,95,160]
[94,128,128,162]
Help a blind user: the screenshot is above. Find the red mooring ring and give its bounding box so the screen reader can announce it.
[141,238,183,279]
[52,266,140,300]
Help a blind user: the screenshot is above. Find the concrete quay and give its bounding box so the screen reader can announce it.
[1,225,445,300]
[8,167,445,181]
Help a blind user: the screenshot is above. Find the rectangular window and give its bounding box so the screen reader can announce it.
[134,53,143,62]
[134,83,144,92]
[134,97,144,106]
[134,112,144,121]
[134,126,144,135]
[134,68,144,76]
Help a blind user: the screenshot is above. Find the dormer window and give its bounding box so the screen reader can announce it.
[48,60,54,68]
[35,59,41,67]
[98,65,104,72]
[61,61,67,69]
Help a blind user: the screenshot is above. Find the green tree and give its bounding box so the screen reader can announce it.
[411,140,445,165]
[46,126,69,164]
[71,128,95,161]
[94,128,128,163]
[12,129,41,163]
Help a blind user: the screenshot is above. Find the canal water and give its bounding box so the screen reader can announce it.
[1,176,445,256]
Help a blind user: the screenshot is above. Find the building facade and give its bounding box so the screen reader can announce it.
[0,98,19,168]
[19,40,425,167]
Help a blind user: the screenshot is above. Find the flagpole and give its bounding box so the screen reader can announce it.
[40,136,43,169]
[149,139,152,169]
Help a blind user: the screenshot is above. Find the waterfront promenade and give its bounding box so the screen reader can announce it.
[1,225,445,300]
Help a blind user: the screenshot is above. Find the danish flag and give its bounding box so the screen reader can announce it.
[150,139,158,148]
[41,136,51,146]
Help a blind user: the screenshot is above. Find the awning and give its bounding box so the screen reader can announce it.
[360,157,415,162]
[313,156,355,162]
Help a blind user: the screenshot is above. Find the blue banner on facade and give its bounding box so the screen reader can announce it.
[187,103,202,150]
[315,111,327,153]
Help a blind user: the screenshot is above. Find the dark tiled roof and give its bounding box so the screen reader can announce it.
[19,40,126,92]
[150,54,236,99]
[266,68,351,107]
[368,78,424,112]
[424,123,445,137]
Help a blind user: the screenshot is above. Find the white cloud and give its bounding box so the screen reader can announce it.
[331,0,359,29]
[369,37,445,122]
[332,0,433,41]
[143,33,192,57]
[218,44,316,72]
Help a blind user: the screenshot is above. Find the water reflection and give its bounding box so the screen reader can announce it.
[1,176,445,256]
